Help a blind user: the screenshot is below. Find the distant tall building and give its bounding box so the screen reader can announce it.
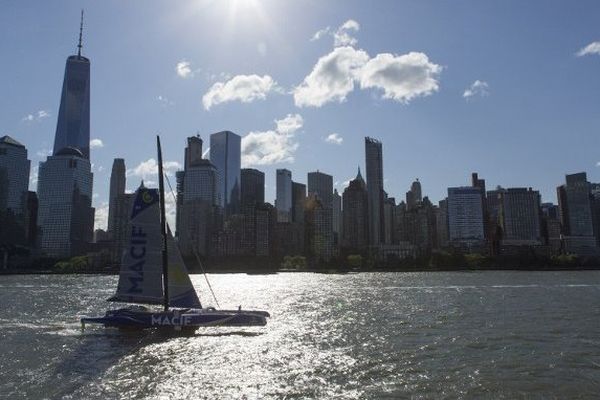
[342,168,368,251]
[0,136,30,215]
[52,12,90,160]
[275,169,292,222]
[499,188,542,245]
[305,194,333,262]
[37,15,94,258]
[240,168,265,209]
[291,181,306,223]
[37,147,94,257]
[447,187,485,248]
[383,195,396,244]
[406,179,422,210]
[307,171,333,209]
[332,189,342,241]
[210,131,241,215]
[179,137,219,257]
[365,137,384,246]
[557,172,598,255]
[436,199,449,248]
[107,158,125,237]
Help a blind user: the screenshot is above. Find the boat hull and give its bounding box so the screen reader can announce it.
[81,307,269,330]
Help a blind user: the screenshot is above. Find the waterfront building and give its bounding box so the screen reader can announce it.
[0,136,30,216]
[557,172,598,255]
[383,195,396,244]
[333,189,342,247]
[107,158,125,238]
[52,12,91,160]
[342,168,368,252]
[240,168,265,209]
[365,137,384,246]
[499,188,542,245]
[178,137,219,258]
[210,131,241,216]
[435,199,449,248]
[304,194,333,262]
[276,169,292,222]
[37,147,94,257]
[291,181,306,223]
[447,186,485,249]
[307,171,333,209]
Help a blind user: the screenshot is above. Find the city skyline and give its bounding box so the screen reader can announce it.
[1,1,599,231]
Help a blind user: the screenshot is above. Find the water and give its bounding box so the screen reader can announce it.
[1,271,600,399]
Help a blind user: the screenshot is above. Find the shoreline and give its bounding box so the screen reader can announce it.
[2,265,600,276]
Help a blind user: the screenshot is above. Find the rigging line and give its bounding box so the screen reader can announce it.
[163,172,221,309]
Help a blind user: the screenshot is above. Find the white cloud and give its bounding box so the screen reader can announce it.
[577,41,600,57]
[127,158,182,180]
[325,133,343,144]
[90,138,104,148]
[311,19,360,47]
[176,60,193,78]
[596,161,600,167]
[359,52,442,103]
[295,47,441,107]
[98,165,105,173]
[94,201,109,231]
[463,80,490,99]
[22,110,50,123]
[35,148,52,158]
[28,165,39,190]
[241,114,303,166]
[293,46,369,107]
[157,95,174,106]
[202,74,278,110]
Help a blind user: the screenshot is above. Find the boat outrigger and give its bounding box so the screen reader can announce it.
[81,136,269,330]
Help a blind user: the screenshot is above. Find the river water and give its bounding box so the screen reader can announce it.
[1,271,600,399]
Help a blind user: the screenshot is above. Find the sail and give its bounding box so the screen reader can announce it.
[109,188,164,305]
[109,187,202,308]
[166,226,202,308]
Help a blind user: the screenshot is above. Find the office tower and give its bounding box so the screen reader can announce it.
[24,191,39,247]
[333,189,342,244]
[0,136,30,215]
[499,188,542,245]
[406,179,422,210]
[37,17,94,258]
[447,187,485,248]
[291,181,306,223]
[304,194,333,262]
[557,172,598,255]
[436,199,449,248]
[365,137,384,246]
[37,147,94,257]
[178,137,219,257]
[541,202,561,252]
[52,12,91,160]
[342,168,368,251]
[276,169,292,222]
[383,195,396,244]
[240,168,265,209]
[107,158,125,237]
[307,171,333,208]
[210,131,241,215]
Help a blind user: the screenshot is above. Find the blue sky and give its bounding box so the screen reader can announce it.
[1,0,599,229]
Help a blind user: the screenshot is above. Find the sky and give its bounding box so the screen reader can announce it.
[1,0,599,230]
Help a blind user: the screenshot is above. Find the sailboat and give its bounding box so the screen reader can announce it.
[81,136,269,330]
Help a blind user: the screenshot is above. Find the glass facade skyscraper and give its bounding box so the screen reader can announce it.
[0,136,30,215]
[365,137,384,246]
[210,131,241,215]
[52,54,90,160]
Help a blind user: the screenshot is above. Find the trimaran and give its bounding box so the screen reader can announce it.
[81,136,269,330]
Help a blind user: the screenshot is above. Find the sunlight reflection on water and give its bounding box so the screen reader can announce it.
[1,271,600,399]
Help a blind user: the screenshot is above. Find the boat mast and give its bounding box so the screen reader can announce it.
[157,135,169,312]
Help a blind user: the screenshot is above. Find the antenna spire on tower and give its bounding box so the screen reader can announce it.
[77,9,84,57]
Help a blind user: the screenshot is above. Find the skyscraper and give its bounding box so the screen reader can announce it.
[342,168,369,251]
[291,181,306,223]
[210,131,241,215]
[240,168,265,209]
[276,168,292,222]
[499,188,542,245]
[107,158,125,237]
[37,147,94,257]
[333,188,342,244]
[307,171,333,209]
[447,187,485,248]
[52,11,91,160]
[37,14,94,258]
[365,137,384,246]
[0,136,30,215]
[557,172,598,255]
